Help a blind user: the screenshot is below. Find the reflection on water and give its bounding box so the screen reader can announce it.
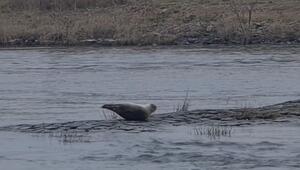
[192,125,232,139]
[48,130,92,143]
[0,45,300,169]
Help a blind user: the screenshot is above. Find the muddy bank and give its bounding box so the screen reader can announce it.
[3,36,300,47]
[1,99,299,133]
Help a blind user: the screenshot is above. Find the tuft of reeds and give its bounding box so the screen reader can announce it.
[175,90,190,112]
[228,0,258,44]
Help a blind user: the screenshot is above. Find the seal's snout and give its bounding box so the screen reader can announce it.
[102,104,108,109]
[102,104,112,110]
[102,104,120,112]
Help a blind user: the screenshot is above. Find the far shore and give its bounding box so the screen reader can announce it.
[1,43,300,51]
[1,0,299,47]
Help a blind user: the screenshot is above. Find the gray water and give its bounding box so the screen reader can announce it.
[0,46,300,169]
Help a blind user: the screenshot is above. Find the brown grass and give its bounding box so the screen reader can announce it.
[0,0,299,46]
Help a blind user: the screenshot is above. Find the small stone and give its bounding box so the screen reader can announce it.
[8,39,23,45]
[206,25,214,32]
[80,39,97,44]
[97,38,118,46]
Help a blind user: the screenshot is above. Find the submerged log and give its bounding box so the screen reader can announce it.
[0,99,299,133]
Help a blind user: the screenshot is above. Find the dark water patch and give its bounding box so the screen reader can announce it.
[48,131,92,143]
[255,141,284,147]
[80,155,104,161]
[170,141,218,148]
[234,59,264,64]
[131,151,252,166]
[169,141,265,151]
[269,56,299,63]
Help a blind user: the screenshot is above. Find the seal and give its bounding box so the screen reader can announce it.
[102,103,157,121]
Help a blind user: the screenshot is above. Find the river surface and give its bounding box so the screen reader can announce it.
[0,45,300,169]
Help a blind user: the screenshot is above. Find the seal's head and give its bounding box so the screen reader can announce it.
[148,104,157,113]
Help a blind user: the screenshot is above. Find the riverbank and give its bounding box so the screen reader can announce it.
[0,0,299,47]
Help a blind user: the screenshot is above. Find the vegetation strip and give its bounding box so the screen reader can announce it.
[1,0,300,47]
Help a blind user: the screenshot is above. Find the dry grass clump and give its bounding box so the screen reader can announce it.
[0,0,176,46]
[0,0,299,46]
[175,90,190,112]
